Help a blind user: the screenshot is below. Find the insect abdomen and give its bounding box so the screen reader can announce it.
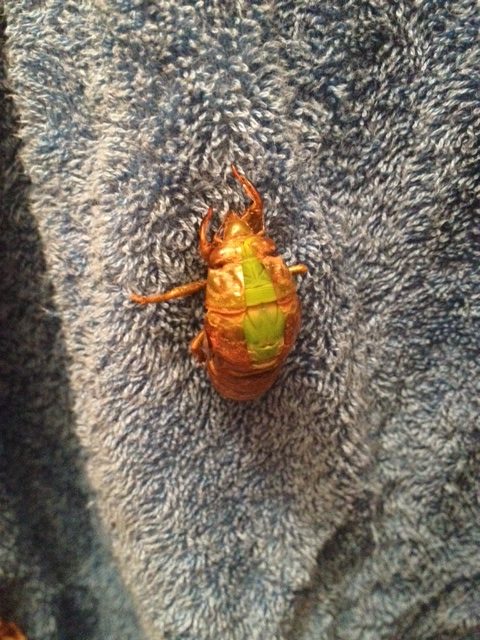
[204,237,300,400]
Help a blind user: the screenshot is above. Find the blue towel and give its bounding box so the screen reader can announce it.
[1,2,479,638]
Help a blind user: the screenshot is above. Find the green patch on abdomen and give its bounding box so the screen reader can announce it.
[243,303,285,363]
[241,242,285,362]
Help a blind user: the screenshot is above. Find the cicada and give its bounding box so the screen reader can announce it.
[131,165,308,401]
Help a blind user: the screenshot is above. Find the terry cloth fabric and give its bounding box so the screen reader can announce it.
[1,2,479,639]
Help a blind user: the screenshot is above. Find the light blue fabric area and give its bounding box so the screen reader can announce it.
[1,2,479,639]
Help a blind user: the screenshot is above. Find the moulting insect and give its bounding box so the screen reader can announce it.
[130,165,308,401]
[0,620,27,640]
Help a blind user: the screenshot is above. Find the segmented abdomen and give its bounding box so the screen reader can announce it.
[204,250,300,401]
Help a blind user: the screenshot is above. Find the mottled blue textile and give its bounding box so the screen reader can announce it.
[1,2,479,639]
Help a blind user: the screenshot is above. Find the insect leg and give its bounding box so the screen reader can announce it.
[190,329,207,363]
[288,264,308,276]
[231,164,264,233]
[130,279,206,304]
[199,206,214,261]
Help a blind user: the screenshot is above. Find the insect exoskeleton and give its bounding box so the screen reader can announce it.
[131,165,308,401]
